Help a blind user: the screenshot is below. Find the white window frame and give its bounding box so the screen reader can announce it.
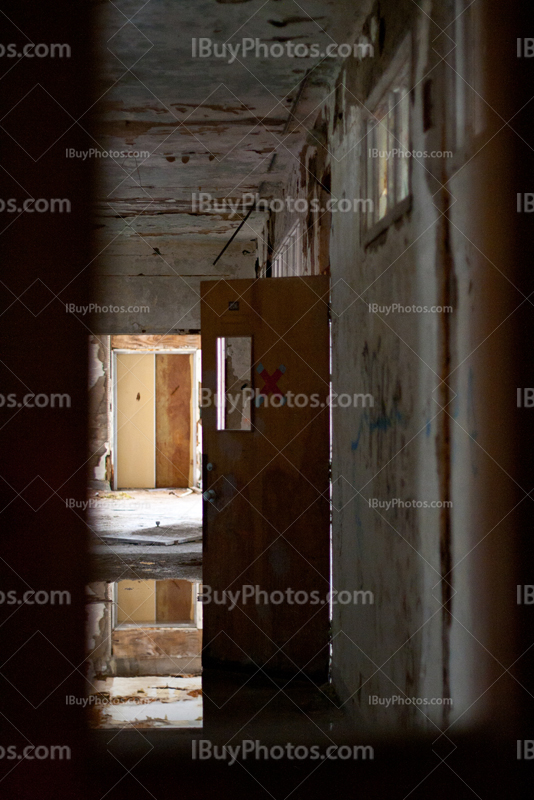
[361,36,412,245]
[271,222,303,277]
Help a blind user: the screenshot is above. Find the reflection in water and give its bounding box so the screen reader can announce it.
[86,579,202,729]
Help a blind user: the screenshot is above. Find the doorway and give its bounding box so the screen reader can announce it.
[87,334,204,730]
[112,344,201,489]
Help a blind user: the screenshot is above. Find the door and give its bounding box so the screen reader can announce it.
[116,353,155,489]
[155,353,192,487]
[115,352,193,488]
[201,276,330,678]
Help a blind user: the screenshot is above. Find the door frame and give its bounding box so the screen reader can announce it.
[112,348,201,490]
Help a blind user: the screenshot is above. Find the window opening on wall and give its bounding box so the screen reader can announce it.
[364,82,410,229]
[362,38,411,237]
[271,222,303,277]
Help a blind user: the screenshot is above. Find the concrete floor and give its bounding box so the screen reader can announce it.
[88,488,202,543]
[91,670,354,750]
[89,541,202,582]
[89,489,203,581]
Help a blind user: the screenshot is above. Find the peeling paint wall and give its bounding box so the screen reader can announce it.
[327,3,442,728]
[86,582,113,684]
[266,0,501,734]
[88,335,111,485]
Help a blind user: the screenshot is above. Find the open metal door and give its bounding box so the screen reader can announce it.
[201,276,330,679]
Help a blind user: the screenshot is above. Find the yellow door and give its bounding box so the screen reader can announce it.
[116,353,155,488]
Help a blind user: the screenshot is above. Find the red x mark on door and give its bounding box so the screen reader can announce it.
[256,363,286,404]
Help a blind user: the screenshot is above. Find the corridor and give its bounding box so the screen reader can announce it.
[1,0,534,798]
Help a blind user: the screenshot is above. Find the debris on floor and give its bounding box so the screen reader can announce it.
[88,676,203,729]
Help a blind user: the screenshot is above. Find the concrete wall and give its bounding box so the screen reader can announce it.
[327,4,445,731]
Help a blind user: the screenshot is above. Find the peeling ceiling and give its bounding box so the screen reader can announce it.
[94,0,367,245]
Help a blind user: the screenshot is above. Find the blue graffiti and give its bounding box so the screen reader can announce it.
[351,404,405,451]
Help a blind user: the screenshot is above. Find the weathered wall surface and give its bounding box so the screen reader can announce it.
[327,3,444,730]
[86,582,113,683]
[447,143,517,729]
[88,335,111,486]
[91,235,257,334]
[265,0,508,734]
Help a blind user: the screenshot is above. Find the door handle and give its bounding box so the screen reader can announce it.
[203,488,217,502]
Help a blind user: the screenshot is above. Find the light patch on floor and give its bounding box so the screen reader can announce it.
[88,676,202,728]
[88,488,202,542]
